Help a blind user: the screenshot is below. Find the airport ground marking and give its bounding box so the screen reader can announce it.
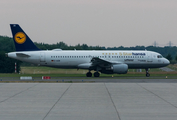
[0,83,38,103]
[43,83,72,120]
[137,83,177,109]
[104,83,121,120]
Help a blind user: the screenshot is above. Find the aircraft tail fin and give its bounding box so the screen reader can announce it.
[10,24,40,51]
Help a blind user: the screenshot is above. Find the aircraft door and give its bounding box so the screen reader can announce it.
[147,52,152,62]
[40,52,45,62]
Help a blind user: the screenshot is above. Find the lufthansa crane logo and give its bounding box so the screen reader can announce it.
[15,32,26,44]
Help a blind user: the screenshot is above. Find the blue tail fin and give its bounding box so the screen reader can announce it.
[10,24,40,51]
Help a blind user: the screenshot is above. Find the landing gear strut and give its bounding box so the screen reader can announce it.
[94,72,100,77]
[86,71,92,77]
[145,68,150,77]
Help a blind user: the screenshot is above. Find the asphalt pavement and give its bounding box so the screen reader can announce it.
[0,81,177,120]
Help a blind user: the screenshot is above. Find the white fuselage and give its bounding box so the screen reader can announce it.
[8,50,169,69]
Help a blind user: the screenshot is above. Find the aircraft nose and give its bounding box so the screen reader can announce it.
[164,58,170,65]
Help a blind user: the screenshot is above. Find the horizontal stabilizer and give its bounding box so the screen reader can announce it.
[16,53,30,57]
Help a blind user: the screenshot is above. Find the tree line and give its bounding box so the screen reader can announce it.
[0,35,176,73]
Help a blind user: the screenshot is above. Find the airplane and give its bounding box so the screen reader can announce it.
[7,24,170,77]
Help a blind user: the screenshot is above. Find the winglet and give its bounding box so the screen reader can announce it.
[10,24,40,51]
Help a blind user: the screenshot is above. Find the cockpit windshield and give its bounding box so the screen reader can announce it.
[157,55,163,58]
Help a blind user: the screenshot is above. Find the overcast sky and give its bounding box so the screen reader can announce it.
[1,0,177,47]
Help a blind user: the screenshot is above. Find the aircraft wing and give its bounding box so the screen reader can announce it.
[78,57,123,69]
[91,57,122,66]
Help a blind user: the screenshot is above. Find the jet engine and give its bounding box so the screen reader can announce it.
[112,64,128,74]
[100,64,128,74]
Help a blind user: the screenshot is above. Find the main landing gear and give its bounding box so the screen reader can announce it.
[86,71,92,77]
[145,68,150,77]
[94,72,100,77]
[86,71,100,77]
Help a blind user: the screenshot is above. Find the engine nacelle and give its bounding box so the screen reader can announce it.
[112,64,128,74]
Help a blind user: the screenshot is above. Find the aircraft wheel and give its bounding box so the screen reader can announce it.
[86,72,92,77]
[94,72,100,77]
[145,68,150,77]
[146,73,150,77]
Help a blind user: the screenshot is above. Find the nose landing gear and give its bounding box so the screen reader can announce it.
[145,68,150,77]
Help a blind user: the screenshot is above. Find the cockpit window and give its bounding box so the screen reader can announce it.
[157,55,163,58]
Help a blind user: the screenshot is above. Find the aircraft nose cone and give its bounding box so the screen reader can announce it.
[164,58,170,65]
